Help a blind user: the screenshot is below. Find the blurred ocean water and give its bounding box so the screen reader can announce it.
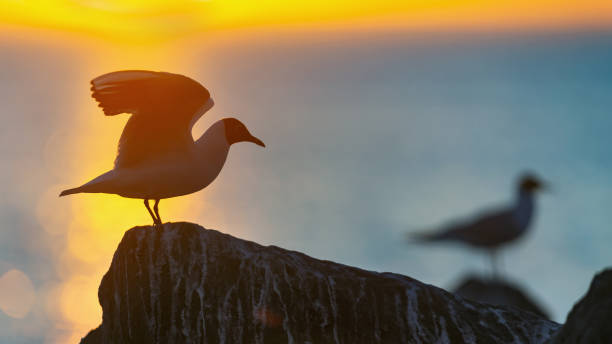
[1,30,611,342]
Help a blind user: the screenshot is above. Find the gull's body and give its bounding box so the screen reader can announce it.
[60,70,264,224]
[65,121,230,200]
[412,174,546,276]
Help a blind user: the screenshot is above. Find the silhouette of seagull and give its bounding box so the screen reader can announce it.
[411,173,547,277]
[59,70,265,225]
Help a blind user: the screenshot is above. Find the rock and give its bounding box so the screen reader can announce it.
[547,269,612,344]
[81,222,559,343]
[451,275,550,319]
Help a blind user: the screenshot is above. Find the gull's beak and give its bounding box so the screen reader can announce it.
[248,135,265,147]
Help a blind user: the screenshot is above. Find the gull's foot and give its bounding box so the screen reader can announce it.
[154,220,163,229]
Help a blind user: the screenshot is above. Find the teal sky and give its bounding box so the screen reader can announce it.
[1,29,612,342]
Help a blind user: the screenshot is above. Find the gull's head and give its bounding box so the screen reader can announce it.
[222,118,265,147]
[518,173,548,194]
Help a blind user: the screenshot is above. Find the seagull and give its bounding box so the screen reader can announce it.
[59,70,265,225]
[411,173,547,277]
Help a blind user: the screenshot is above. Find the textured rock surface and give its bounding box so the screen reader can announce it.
[547,269,612,344]
[81,222,559,343]
[452,275,550,319]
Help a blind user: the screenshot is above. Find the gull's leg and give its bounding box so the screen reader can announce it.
[489,250,499,280]
[144,199,159,225]
[154,199,162,226]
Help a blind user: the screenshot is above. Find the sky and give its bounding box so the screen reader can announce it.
[1,1,612,343]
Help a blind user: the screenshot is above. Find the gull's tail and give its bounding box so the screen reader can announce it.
[59,170,115,197]
[408,228,453,243]
[409,231,437,243]
[59,186,84,197]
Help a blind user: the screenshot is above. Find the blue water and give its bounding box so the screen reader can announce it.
[1,30,612,341]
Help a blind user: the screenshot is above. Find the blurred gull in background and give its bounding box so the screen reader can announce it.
[411,173,548,277]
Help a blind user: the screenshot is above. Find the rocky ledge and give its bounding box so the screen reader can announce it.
[81,222,561,343]
[451,275,550,319]
[546,268,612,344]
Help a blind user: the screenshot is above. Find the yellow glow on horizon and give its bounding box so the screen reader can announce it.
[2,0,612,42]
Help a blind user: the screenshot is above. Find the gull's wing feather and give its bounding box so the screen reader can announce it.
[90,70,213,167]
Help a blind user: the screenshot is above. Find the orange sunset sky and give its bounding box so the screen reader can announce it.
[2,0,612,40]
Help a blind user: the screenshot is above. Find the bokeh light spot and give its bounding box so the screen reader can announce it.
[59,275,101,327]
[0,269,36,319]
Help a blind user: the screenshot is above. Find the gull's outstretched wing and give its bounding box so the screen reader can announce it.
[91,70,213,167]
